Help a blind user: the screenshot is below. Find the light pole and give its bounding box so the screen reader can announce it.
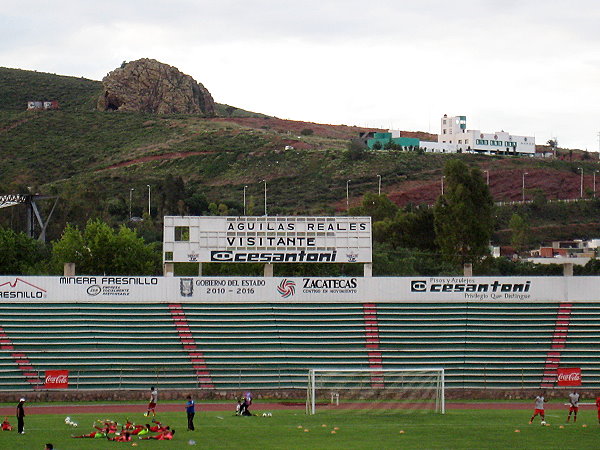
[441,176,446,196]
[594,170,599,198]
[147,185,151,217]
[262,180,267,216]
[579,167,584,198]
[522,173,528,203]
[129,188,134,220]
[243,185,248,215]
[346,180,351,211]
[484,170,489,186]
[377,174,381,196]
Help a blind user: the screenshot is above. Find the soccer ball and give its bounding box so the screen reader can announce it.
[262,413,267,417]
[540,421,547,425]
[72,422,78,428]
[267,412,272,417]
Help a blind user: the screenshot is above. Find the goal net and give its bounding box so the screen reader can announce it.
[306,368,445,415]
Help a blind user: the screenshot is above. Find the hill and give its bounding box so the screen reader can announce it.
[1,66,600,249]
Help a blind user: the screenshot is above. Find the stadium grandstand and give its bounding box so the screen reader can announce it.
[0,275,598,393]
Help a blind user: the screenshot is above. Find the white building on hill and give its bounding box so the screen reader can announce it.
[419,114,535,156]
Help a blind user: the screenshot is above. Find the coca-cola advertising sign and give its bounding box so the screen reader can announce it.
[557,368,581,386]
[44,370,69,389]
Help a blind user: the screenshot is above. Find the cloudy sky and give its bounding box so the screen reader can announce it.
[2,0,599,150]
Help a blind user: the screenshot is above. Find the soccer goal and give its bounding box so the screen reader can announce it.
[306,368,445,415]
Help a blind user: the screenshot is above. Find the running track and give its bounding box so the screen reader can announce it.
[0,402,590,416]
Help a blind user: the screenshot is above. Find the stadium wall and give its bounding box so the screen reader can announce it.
[1,275,599,398]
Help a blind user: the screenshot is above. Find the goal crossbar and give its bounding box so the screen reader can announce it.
[306,368,445,415]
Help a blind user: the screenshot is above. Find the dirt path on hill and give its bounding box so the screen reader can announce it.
[100,150,214,170]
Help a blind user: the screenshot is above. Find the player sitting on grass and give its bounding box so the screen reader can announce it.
[2,416,13,431]
[139,427,175,440]
[529,392,545,424]
[567,391,580,423]
[236,392,253,416]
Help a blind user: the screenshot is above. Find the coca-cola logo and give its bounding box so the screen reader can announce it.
[557,372,581,381]
[45,374,68,383]
[44,370,69,388]
[557,368,582,386]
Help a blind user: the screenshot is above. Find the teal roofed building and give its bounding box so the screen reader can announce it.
[367,132,420,150]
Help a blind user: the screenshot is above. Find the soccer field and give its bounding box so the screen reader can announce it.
[2,407,598,449]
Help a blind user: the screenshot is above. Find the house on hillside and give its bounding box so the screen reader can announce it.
[363,114,536,156]
[27,100,59,110]
[527,239,598,266]
[419,115,536,156]
[366,130,419,150]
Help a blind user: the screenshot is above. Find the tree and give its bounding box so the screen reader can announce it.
[50,219,161,275]
[347,139,368,160]
[0,227,48,274]
[433,160,495,265]
[509,213,530,253]
[348,193,398,223]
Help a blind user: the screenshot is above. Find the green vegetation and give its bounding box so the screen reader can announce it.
[5,408,600,449]
[50,219,161,275]
[1,67,600,276]
[434,160,494,265]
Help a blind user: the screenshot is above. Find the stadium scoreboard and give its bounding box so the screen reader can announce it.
[163,216,372,263]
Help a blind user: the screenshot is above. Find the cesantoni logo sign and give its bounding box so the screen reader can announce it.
[410,278,532,300]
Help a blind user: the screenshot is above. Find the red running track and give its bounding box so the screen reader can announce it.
[0,402,592,416]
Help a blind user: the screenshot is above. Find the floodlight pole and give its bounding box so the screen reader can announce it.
[243,185,248,215]
[522,173,528,203]
[441,176,445,196]
[129,188,134,220]
[262,180,267,216]
[579,167,584,198]
[147,185,151,217]
[346,180,351,211]
[377,174,381,196]
[484,170,489,185]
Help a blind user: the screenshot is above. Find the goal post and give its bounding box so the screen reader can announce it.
[306,368,445,415]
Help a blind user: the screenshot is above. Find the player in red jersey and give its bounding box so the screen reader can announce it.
[1,416,13,431]
[108,431,132,442]
[140,427,175,440]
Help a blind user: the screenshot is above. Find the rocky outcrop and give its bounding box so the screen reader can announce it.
[98,58,215,115]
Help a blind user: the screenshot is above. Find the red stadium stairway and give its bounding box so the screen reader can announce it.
[363,303,384,388]
[540,302,573,388]
[0,326,41,388]
[168,304,214,389]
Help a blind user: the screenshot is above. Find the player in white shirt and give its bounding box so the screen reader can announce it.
[145,386,158,417]
[567,391,580,423]
[529,393,545,424]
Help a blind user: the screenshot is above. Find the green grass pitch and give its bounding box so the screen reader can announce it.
[2,408,598,449]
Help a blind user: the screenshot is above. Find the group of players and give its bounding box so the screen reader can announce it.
[71,418,175,441]
[529,391,600,424]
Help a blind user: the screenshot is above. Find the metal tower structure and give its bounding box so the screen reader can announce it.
[0,194,59,242]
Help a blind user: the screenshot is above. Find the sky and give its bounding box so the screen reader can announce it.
[2,0,600,150]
